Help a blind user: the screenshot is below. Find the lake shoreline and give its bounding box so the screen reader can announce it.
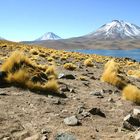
[70,49,140,62]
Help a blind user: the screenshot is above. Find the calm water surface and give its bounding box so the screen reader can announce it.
[71,49,140,62]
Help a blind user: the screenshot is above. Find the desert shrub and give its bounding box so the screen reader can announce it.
[127,70,140,78]
[47,57,54,62]
[43,79,59,92]
[39,53,46,58]
[79,76,87,81]
[63,63,76,70]
[46,65,57,78]
[84,58,93,67]
[30,49,38,55]
[1,51,59,92]
[101,59,127,89]
[26,79,59,92]
[1,51,32,73]
[122,84,140,104]
[60,56,67,61]
[5,69,29,86]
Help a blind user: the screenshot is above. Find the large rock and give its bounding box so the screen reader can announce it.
[64,116,78,126]
[123,108,140,131]
[55,132,76,140]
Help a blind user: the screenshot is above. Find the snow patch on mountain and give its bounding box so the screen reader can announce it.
[87,20,140,40]
[35,32,61,41]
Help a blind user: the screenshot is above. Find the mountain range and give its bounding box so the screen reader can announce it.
[1,20,140,49]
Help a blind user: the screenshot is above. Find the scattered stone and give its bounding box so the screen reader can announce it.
[55,132,76,140]
[102,89,113,94]
[64,116,78,126]
[69,88,75,93]
[87,72,94,75]
[123,109,140,131]
[90,91,104,98]
[50,98,61,105]
[60,85,70,92]
[2,137,11,140]
[24,134,40,140]
[108,97,115,103]
[82,81,90,86]
[81,111,90,117]
[90,76,96,80]
[41,128,52,134]
[123,119,136,131]
[58,73,76,79]
[77,105,85,114]
[133,109,140,116]
[41,135,48,140]
[13,130,30,140]
[135,131,140,140]
[0,92,7,96]
[89,108,106,118]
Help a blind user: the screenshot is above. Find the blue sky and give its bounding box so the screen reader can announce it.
[0,0,140,41]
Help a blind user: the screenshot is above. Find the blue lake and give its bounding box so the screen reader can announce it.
[71,49,140,62]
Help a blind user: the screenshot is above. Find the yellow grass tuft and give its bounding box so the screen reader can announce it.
[43,79,59,92]
[122,84,140,104]
[84,58,94,67]
[1,51,31,73]
[101,59,127,89]
[63,63,76,70]
[47,57,54,62]
[26,79,59,92]
[30,49,38,55]
[127,70,140,78]
[46,65,57,78]
[1,51,59,93]
[79,76,87,81]
[5,69,29,86]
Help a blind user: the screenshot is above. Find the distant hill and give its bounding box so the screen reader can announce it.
[23,20,140,50]
[0,36,6,40]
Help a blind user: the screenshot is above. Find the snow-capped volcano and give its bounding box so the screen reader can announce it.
[35,32,61,41]
[87,20,140,40]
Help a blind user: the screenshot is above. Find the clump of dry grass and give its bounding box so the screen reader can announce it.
[46,65,57,78]
[60,56,67,61]
[26,79,59,92]
[1,51,59,92]
[5,69,29,86]
[1,51,32,73]
[127,70,140,78]
[122,84,140,104]
[30,49,38,55]
[79,76,87,81]
[47,57,54,62]
[101,59,127,89]
[84,58,94,67]
[63,63,76,70]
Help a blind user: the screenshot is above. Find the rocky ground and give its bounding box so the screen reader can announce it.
[0,41,140,140]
